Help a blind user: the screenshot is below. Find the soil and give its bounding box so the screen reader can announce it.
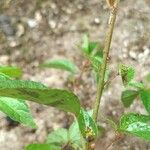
[0,0,150,150]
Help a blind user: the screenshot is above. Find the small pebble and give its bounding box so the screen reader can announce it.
[49,20,56,29]
[27,19,38,28]
[94,18,100,25]
[129,51,137,59]
[16,23,25,37]
[0,14,15,36]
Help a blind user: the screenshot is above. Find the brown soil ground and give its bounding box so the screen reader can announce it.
[0,0,150,150]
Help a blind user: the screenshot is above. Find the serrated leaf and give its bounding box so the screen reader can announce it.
[119,113,150,140]
[121,90,139,107]
[77,108,98,141]
[42,59,78,74]
[0,97,36,128]
[26,144,60,150]
[0,66,22,78]
[140,90,150,113]
[0,78,80,115]
[119,64,135,86]
[47,128,68,146]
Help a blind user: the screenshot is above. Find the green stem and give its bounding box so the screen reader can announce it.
[92,2,119,121]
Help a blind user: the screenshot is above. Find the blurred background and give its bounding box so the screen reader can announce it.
[0,0,150,149]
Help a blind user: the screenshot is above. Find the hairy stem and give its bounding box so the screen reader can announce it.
[92,1,119,121]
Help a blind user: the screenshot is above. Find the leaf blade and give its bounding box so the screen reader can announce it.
[77,109,98,141]
[46,128,68,146]
[81,34,90,54]
[119,113,150,140]
[69,121,84,148]
[121,90,139,107]
[26,144,60,150]
[0,66,22,78]
[0,97,36,128]
[42,59,78,74]
[140,90,150,113]
[119,64,135,86]
[0,78,81,115]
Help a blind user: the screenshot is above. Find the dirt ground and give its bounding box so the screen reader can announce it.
[0,0,150,150]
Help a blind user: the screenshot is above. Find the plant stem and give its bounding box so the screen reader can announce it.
[92,1,119,121]
[105,133,124,150]
[85,141,95,150]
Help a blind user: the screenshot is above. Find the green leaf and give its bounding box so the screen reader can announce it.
[0,97,36,128]
[81,34,99,55]
[119,64,135,86]
[26,144,60,150]
[89,55,103,72]
[81,34,89,54]
[47,123,84,149]
[80,35,105,81]
[69,122,84,148]
[0,73,12,80]
[77,108,98,141]
[140,90,150,113]
[42,59,78,74]
[0,78,80,115]
[47,128,68,146]
[119,113,150,140]
[89,42,98,53]
[128,81,145,89]
[0,66,22,78]
[121,90,139,107]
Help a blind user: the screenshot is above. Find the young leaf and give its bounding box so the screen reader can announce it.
[81,34,89,54]
[121,90,139,107]
[0,97,36,128]
[119,64,135,86]
[42,59,78,74]
[89,42,98,54]
[47,128,68,146]
[81,34,99,55]
[0,78,81,115]
[69,121,84,149]
[26,144,60,150]
[89,55,103,72]
[140,90,150,113]
[0,66,22,78]
[47,123,84,149]
[77,108,98,141]
[119,113,150,140]
[128,81,145,89]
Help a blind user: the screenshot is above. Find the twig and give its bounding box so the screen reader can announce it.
[105,133,124,150]
[104,73,119,87]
